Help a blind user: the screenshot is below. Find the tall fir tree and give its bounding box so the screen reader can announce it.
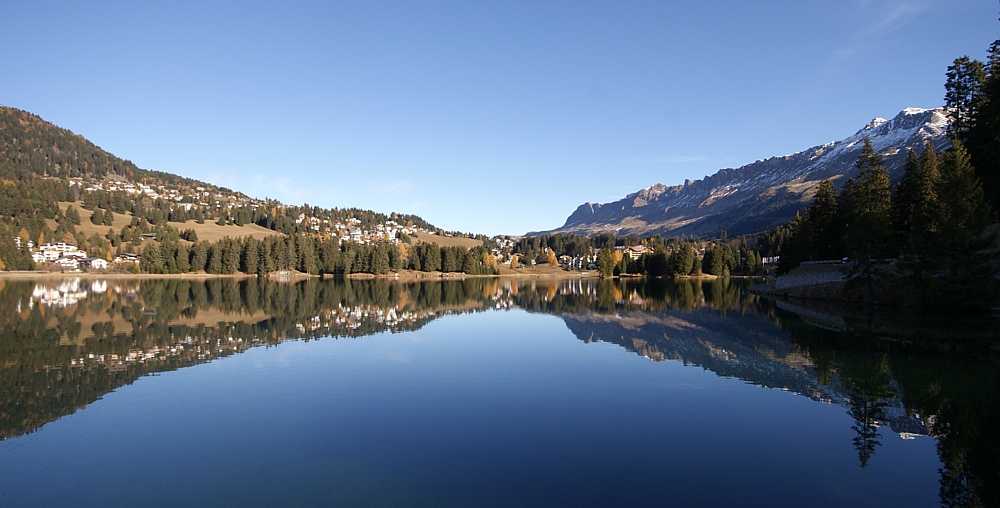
[966,39,1000,210]
[808,179,842,260]
[945,56,987,138]
[937,139,995,285]
[840,138,892,300]
[894,144,944,286]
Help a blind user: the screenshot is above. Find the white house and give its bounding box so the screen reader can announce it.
[52,257,79,270]
[80,258,109,270]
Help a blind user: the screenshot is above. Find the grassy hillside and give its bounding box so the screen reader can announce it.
[409,230,481,249]
[55,202,279,243]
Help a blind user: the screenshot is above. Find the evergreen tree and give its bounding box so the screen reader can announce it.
[596,247,615,277]
[258,238,274,275]
[65,206,80,225]
[296,235,317,274]
[966,39,1000,210]
[190,241,209,272]
[895,144,943,283]
[423,243,441,272]
[370,243,390,275]
[141,244,164,274]
[206,242,223,274]
[937,140,995,286]
[222,238,240,274]
[945,56,987,138]
[809,180,842,260]
[242,237,260,275]
[840,138,892,300]
[175,243,191,273]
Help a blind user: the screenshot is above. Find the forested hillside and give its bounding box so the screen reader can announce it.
[775,36,1000,307]
[0,105,481,273]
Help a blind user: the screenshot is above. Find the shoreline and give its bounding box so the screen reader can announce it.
[0,268,602,281]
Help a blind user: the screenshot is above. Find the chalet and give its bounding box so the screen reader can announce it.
[52,257,79,270]
[38,242,87,261]
[115,253,140,264]
[625,245,651,261]
[80,258,109,270]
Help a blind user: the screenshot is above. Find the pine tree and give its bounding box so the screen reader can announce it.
[966,39,1000,210]
[937,140,995,282]
[840,138,892,300]
[809,180,841,259]
[370,243,390,275]
[894,144,943,285]
[190,241,209,272]
[206,242,223,274]
[945,56,987,138]
[596,247,615,277]
[141,244,164,274]
[65,206,80,225]
[242,237,260,275]
[222,238,240,274]
[175,243,191,273]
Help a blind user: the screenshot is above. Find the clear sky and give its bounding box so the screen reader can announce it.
[3,1,997,236]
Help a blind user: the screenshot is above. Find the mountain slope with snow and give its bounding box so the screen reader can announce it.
[535,107,951,238]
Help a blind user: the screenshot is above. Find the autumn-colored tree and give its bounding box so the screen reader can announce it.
[482,252,499,272]
[509,254,520,269]
[546,249,558,265]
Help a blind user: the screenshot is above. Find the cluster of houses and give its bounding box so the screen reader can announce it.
[70,177,260,215]
[294,214,435,245]
[30,242,109,270]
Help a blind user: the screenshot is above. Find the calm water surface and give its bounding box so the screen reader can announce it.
[0,277,996,506]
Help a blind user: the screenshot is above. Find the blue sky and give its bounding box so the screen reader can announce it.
[3,1,997,236]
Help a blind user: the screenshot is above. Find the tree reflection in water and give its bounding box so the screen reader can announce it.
[0,276,996,506]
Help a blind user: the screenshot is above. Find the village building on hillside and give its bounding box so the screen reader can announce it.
[625,245,651,261]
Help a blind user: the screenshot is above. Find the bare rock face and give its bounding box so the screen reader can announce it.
[534,108,951,238]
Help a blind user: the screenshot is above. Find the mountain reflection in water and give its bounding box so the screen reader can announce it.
[0,276,996,506]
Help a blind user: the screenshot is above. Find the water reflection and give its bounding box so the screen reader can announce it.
[0,276,996,505]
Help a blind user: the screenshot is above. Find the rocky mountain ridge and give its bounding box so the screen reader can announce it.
[535,107,951,238]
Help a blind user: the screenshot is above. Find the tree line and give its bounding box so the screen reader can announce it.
[776,29,1000,306]
[134,234,499,276]
[778,138,996,304]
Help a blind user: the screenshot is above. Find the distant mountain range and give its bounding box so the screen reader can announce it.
[534,107,952,238]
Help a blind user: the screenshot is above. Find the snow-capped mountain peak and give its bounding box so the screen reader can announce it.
[534,107,952,238]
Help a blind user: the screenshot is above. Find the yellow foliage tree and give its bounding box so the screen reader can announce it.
[482,252,499,271]
[612,250,624,266]
[509,254,520,269]
[546,249,558,266]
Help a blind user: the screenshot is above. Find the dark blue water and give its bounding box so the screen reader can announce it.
[0,278,992,506]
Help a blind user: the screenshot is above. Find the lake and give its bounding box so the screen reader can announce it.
[0,277,996,506]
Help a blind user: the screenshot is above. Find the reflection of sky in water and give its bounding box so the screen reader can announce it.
[0,304,942,507]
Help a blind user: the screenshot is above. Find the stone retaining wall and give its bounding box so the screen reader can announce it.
[774,267,845,289]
